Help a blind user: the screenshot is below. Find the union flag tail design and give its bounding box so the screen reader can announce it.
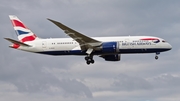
[9,15,39,42]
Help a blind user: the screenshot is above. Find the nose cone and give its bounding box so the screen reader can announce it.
[167,43,172,50]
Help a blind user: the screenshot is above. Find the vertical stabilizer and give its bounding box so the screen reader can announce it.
[9,15,39,42]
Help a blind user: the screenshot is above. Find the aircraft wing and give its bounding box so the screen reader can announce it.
[48,19,102,51]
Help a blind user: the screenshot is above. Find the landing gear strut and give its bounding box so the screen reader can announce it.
[155,52,160,60]
[85,55,94,65]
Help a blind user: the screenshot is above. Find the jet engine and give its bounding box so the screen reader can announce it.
[101,42,119,53]
[100,54,121,61]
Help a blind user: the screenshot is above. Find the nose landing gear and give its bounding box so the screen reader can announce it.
[155,52,160,60]
[155,55,158,60]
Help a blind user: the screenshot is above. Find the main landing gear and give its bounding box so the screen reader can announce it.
[85,55,94,65]
[155,52,160,60]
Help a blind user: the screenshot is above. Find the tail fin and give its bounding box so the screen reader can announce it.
[9,15,39,42]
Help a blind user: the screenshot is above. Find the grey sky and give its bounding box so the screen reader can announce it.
[0,0,180,101]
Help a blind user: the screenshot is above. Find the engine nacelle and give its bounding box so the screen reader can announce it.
[101,42,119,53]
[101,54,121,61]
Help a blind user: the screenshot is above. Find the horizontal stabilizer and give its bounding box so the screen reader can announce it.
[4,38,31,47]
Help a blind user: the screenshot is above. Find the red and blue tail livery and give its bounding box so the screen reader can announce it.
[9,15,38,42]
[5,15,172,65]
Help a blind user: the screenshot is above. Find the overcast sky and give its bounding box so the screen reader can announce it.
[0,0,180,101]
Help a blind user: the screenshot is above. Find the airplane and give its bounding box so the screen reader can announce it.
[5,15,172,65]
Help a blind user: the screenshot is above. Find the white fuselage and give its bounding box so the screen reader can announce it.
[7,15,172,64]
[16,36,172,56]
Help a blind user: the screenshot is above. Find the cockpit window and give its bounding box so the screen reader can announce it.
[162,40,166,43]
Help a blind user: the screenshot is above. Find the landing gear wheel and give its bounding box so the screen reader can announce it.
[91,60,95,64]
[86,61,90,65]
[85,55,94,65]
[155,56,158,60]
[85,56,89,61]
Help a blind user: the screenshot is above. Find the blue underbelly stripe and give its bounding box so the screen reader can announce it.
[36,48,170,55]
